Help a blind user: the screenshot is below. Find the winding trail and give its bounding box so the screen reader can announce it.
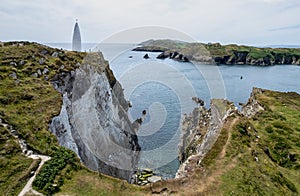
[18,155,51,196]
[0,118,51,196]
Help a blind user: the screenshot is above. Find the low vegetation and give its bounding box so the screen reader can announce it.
[32,147,80,195]
[57,169,147,196]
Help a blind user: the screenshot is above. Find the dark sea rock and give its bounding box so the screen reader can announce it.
[143,53,150,59]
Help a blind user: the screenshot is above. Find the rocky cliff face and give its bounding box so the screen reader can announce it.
[49,52,141,182]
[241,87,265,118]
[178,106,210,163]
[176,99,236,178]
[213,51,300,66]
[176,88,269,179]
[144,48,300,66]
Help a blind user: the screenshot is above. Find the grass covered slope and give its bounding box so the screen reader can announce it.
[0,42,147,195]
[0,125,40,195]
[0,42,84,195]
[219,89,300,195]
[135,39,300,65]
[0,42,85,154]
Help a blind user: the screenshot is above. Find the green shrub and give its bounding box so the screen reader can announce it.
[32,146,79,195]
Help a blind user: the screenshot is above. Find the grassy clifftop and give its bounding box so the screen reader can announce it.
[0,42,86,154]
[134,39,300,65]
[0,42,86,194]
[219,89,300,195]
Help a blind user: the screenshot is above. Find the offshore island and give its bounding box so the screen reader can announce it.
[0,40,299,195]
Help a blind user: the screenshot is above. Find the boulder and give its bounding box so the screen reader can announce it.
[40,49,48,55]
[37,69,42,76]
[157,51,171,59]
[52,52,59,58]
[42,68,49,75]
[142,168,153,174]
[143,53,150,59]
[18,60,25,66]
[141,173,153,178]
[9,72,17,79]
[148,176,162,183]
[10,61,17,66]
[39,58,45,65]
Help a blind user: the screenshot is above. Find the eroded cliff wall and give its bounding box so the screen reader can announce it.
[176,99,236,178]
[50,52,140,182]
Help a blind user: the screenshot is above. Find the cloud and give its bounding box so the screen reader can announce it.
[262,0,285,3]
[0,0,299,45]
[258,0,297,4]
[270,24,300,31]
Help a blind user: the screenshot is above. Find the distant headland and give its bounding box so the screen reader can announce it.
[133,39,300,66]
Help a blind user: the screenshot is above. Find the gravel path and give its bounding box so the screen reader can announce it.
[18,155,51,196]
[0,118,51,196]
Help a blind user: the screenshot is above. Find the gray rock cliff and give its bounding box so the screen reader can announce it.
[176,99,236,178]
[50,52,141,182]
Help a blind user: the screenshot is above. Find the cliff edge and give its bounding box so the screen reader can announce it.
[50,52,141,182]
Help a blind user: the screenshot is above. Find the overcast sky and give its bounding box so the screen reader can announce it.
[0,0,299,45]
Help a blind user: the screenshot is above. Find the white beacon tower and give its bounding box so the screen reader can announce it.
[72,19,82,52]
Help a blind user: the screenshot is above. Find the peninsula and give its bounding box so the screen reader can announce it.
[133,39,300,66]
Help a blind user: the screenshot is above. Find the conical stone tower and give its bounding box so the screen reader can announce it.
[72,19,82,52]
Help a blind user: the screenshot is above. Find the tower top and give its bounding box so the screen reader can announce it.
[72,19,82,52]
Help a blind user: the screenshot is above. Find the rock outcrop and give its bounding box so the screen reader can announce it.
[213,51,300,66]
[241,87,265,118]
[176,88,269,179]
[157,50,190,62]
[176,99,236,178]
[178,106,210,163]
[50,52,141,182]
